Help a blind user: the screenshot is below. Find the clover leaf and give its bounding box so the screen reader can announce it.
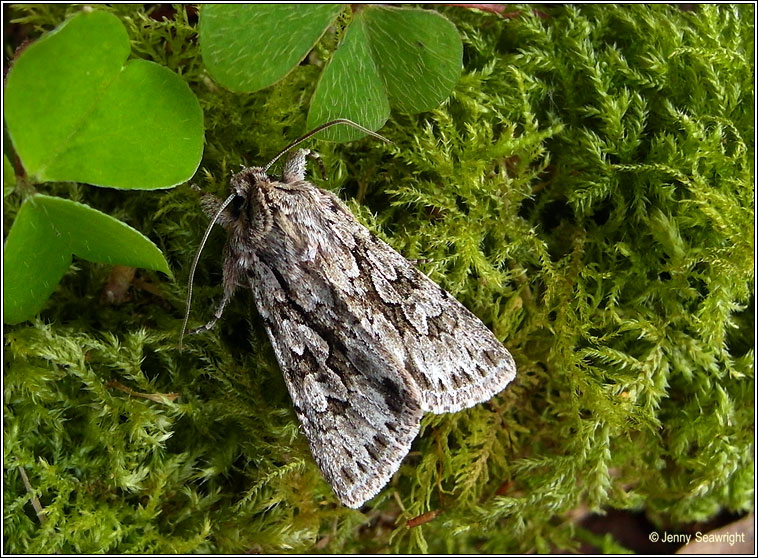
[199,4,345,94]
[5,10,204,189]
[4,195,172,325]
[3,10,201,324]
[199,4,462,142]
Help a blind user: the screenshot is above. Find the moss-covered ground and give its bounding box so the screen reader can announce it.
[4,4,754,553]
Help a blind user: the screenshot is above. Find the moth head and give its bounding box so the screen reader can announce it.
[226,166,271,226]
[230,166,267,197]
[179,168,269,350]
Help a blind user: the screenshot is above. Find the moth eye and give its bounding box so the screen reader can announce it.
[230,194,246,218]
[232,195,245,209]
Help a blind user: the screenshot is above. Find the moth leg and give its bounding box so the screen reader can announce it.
[282,149,325,183]
[189,254,240,335]
[198,193,239,229]
[199,193,223,218]
[189,292,232,335]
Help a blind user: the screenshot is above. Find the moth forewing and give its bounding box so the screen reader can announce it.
[185,120,516,508]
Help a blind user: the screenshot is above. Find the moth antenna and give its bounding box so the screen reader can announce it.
[263,119,391,174]
[179,192,236,351]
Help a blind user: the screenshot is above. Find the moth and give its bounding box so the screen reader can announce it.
[181,120,516,508]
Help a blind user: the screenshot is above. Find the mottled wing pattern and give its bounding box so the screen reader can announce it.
[245,180,515,506]
[280,183,517,414]
[247,256,424,508]
[346,220,517,414]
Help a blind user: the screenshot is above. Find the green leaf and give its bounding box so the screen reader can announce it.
[4,10,204,189]
[306,12,391,143]
[197,4,462,143]
[3,194,171,324]
[361,6,463,113]
[308,6,462,142]
[4,155,16,197]
[199,4,345,92]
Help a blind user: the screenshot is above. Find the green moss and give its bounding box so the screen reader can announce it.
[4,4,753,553]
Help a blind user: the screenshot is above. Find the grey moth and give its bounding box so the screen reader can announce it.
[182,120,516,508]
